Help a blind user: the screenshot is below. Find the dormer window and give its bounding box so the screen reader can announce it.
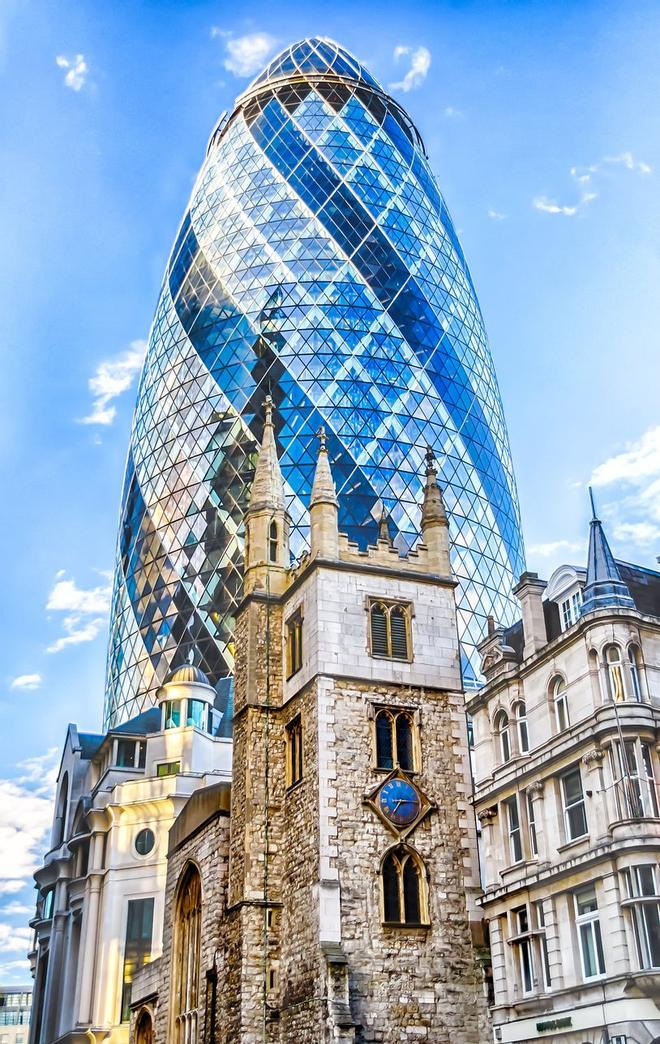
[269,520,278,562]
[560,589,582,630]
[369,600,411,661]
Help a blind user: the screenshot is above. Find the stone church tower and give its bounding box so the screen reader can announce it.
[222,401,489,1042]
[131,403,490,1043]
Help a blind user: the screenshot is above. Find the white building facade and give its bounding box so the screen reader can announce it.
[28,671,231,1044]
[468,510,660,1044]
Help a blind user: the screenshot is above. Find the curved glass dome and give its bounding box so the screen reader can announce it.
[247,37,383,95]
[104,38,525,727]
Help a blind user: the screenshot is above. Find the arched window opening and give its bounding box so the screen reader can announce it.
[375,710,394,770]
[53,774,69,849]
[172,864,202,1044]
[628,644,643,701]
[390,606,409,660]
[552,677,569,733]
[495,711,510,764]
[605,644,626,702]
[369,600,411,661]
[370,602,389,658]
[269,520,278,563]
[136,1009,153,1044]
[381,847,427,925]
[513,701,529,753]
[374,709,416,771]
[396,712,414,771]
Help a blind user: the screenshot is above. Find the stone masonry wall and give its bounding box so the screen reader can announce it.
[330,678,490,1044]
[148,811,230,1044]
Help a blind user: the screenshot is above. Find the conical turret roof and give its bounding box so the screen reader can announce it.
[581,489,635,614]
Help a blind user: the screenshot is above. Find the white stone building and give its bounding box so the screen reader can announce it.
[468,505,660,1043]
[27,671,232,1044]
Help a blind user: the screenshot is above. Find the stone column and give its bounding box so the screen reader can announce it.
[477,808,499,890]
[539,895,564,991]
[581,747,609,842]
[41,895,67,1043]
[77,830,105,1025]
[525,779,546,863]
[487,914,507,1006]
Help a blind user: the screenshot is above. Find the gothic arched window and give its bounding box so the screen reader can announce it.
[374,709,416,771]
[135,1009,153,1044]
[269,520,278,563]
[381,846,427,925]
[369,600,411,661]
[172,863,202,1044]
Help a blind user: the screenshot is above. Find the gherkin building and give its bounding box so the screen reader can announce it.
[104,37,525,727]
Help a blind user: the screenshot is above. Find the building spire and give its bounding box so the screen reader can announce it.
[248,396,285,515]
[581,488,634,614]
[310,426,339,558]
[244,397,289,595]
[420,446,450,574]
[377,503,393,546]
[310,426,338,508]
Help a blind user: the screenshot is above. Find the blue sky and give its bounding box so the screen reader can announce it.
[1,0,659,980]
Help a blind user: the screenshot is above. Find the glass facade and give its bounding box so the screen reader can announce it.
[104,37,525,726]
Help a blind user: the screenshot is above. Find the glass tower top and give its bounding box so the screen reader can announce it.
[104,37,525,727]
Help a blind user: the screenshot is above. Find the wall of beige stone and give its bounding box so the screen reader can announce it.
[141,811,230,1044]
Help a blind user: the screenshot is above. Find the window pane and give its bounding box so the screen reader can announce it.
[116,739,136,768]
[383,854,400,922]
[164,700,181,729]
[643,904,660,967]
[402,857,421,923]
[396,714,414,770]
[375,712,393,769]
[580,923,597,977]
[563,768,583,805]
[186,699,206,729]
[121,898,154,1021]
[567,802,588,838]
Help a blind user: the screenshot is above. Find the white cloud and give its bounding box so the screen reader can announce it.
[10,674,42,691]
[0,901,32,916]
[390,45,431,93]
[0,924,32,955]
[443,106,462,119]
[487,209,507,221]
[55,53,88,91]
[80,340,146,426]
[45,573,111,654]
[591,426,660,488]
[222,32,278,77]
[0,750,58,900]
[588,425,660,552]
[533,191,597,217]
[528,539,586,558]
[613,521,660,545]
[46,575,111,615]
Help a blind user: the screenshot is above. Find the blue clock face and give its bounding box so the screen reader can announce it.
[378,778,421,826]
